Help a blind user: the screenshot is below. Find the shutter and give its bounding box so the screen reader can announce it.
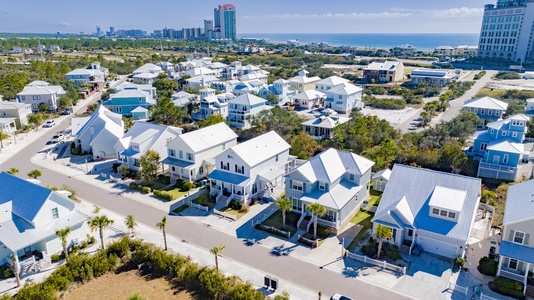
[303,182,306,191]
[524,233,530,245]
[518,261,524,271]
[508,230,515,242]
[289,180,293,188]
[235,165,238,172]
[220,161,223,169]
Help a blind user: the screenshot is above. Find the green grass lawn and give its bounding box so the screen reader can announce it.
[164,186,189,200]
[220,206,248,220]
[193,193,217,210]
[172,204,189,214]
[141,181,167,191]
[368,190,382,208]
[262,211,300,236]
[348,210,375,251]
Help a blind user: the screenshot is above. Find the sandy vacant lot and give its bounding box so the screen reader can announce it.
[61,270,192,300]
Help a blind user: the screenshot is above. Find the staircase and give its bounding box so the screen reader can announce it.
[400,244,410,254]
[299,219,309,231]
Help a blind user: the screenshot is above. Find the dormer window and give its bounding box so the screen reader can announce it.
[428,186,464,222]
[319,182,326,191]
[349,173,355,181]
[52,207,59,219]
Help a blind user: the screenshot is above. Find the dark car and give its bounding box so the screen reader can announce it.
[62,107,73,115]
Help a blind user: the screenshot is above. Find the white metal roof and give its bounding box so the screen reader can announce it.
[229,93,267,106]
[372,169,392,180]
[428,186,466,212]
[503,179,534,225]
[463,96,508,110]
[315,76,349,87]
[229,131,289,167]
[174,122,237,153]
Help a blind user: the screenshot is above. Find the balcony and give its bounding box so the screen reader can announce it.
[500,269,526,283]
[229,109,250,115]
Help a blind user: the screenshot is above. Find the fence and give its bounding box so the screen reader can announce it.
[252,207,278,227]
[346,252,406,275]
[446,282,469,295]
[480,293,500,300]
[257,225,291,238]
[189,202,209,212]
[470,228,488,240]
[298,234,318,248]
[213,208,237,221]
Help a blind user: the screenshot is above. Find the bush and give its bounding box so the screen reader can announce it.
[365,95,407,110]
[87,234,96,244]
[129,182,151,194]
[157,174,171,184]
[80,241,89,249]
[0,265,13,279]
[474,71,486,80]
[495,71,521,80]
[182,181,193,191]
[454,256,465,270]
[229,199,242,210]
[153,190,174,201]
[239,204,250,213]
[489,276,525,299]
[51,254,60,263]
[477,256,498,276]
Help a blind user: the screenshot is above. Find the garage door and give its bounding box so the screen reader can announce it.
[418,236,458,259]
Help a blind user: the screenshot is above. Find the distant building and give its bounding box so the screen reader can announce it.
[16,81,66,112]
[66,62,108,91]
[363,61,405,83]
[394,44,417,55]
[213,4,236,40]
[478,0,534,62]
[410,68,458,87]
[434,46,455,56]
[288,70,321,93]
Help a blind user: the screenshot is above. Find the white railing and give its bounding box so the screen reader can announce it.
[346,252,406,275]
[296,212,306,229]
[252,207,278,227]
[19,256,37,275]
[232,194,247,202]
[480,293,500,300]
[225,195,232,206]
[213,208,237,221]
[499,269,526,282]
[470,228,488,240]
[100,172,108,179]
[317,217,337,229]
[215,191,223,202]
[189,202,209,212]
[446,282,468,295]
[306,217,313,232]
[479,162,517,172]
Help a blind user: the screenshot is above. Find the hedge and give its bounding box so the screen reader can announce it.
[129,182,152,194]
[365,96,407,110]
[153,190,173,201]
[477,256,498,276]
[489,276,525,299]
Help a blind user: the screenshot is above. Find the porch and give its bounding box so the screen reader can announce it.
[209,170,252,204]
[161,156,195,182]
[477,161,518,181]
[497,240,534,294]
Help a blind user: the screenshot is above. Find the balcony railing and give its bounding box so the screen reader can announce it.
[479,162,517,172]
[500,269,525,283]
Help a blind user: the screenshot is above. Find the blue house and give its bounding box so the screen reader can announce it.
[463,96,508,129]
[470,114,529,181]
[103,86,156,117]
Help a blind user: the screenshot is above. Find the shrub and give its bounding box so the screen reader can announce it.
[495,71,521,80]
[474,71,486,80]
[80,241,88,249]
[130,182,139,189]
[489,276,525,298]
[477,256,498,276]
[182,181,193,191]
[0,265,13,279]
[239,204,250,213]
[229,199,242,210]
[157,174,171,184]
[87,234,96,244]
[364,95,407,110]
[454,256,465,270]
[51,254,60,263]
[154,190,174,201]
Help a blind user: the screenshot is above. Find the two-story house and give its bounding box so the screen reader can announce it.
[74,106,124,160]
[115,82,157,99]
[497,179,534,295]
[410,68,457,87]
[232,80,267,97]
[285,148,374,231]
[372,164,481,259]
[363,61,405,83]
[16,81,66,112]
[66,62,108,90]
[209,131,296,204]
[132,63,163,84]
[471,114,529,181]
[192,92,235,120]
[288,70,321,93]
[115,122,182,171]
[463,96,508,129]
[324,83,364,114]
[291,90,326,111]
[301,109,350,140]
[0,172,89,267]
[314,76,349,92]
[163,122,237,182]
[0,101,32,128]
[227,93,272,129]
[258,79,295,105]
[103,85,156,117]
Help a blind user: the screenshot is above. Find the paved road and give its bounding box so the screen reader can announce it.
[0,98,413,300]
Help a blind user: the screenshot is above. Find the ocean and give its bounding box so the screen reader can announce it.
[237,33,480,51]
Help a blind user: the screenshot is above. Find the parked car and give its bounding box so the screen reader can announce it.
[62,107,73,115]
[331,294,353,300]
[50,133,64,143]
[412,244,424,256]
[43,120,56,127]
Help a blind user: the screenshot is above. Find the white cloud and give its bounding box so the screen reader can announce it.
[244,11,412,19]
[430,7,484,18]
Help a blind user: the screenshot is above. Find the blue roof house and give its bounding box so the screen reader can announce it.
[0,172,89,269]
[463,96,508,129]
[371,164,482,259]
[470,114,529,181]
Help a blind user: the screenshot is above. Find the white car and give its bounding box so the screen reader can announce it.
[331,294,353,300]
[44,120,56,127]
[50,133,64,143]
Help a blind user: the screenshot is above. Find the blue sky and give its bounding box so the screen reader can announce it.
[0,0,490,34]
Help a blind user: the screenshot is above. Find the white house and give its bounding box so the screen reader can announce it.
[115,122,183,171]
[288,70,321,93]
[133,63,163,76]
[163,122,238,182]
[115,82,157,99]
[291,90,326,111]
[74,106,124,160]
[0,101,32,128]
[16,81,66,112]
[372,164,481,259]
[0,172,89,268]
[227,93,272,129]
[192,93,235,120]
[410,68,457,87]
[301,109,350,140]
[324,83,364,114]
[186,75,220,89]
[285,148,374,230]
[372,169,391,192]
[314,76,350,92]
[66,62,108,90]
[209,131,296,204]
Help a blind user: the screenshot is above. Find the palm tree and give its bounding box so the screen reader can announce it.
[375,225,393,259]
[55,226,71,262]
[275,196,292,226]
[27,169,42,179]
[0,131,9,149]
[88,215,114,249]
[156,216,168,251]
[6,167,18,175]
[306,203,326,240]
[124,215,138,236]
[11,254,20,287]
[482,190,497,219]
[210,244,225,271]
[92,205,101,215]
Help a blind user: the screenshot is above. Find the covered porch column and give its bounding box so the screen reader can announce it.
[524,262,531,294]
[497,255,504,276]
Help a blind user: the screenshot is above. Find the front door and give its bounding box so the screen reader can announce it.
[492,155,500,164]
[392,229,397,242]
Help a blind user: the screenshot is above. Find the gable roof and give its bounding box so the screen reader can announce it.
[293,148,374,183]
[117,121,182,157]
[503,179,534,225]
[133,63,162,75]
[17,85,66,96]
[0,101,30,110]
[75,105,123,140]
[372,164,481,241]
[328,83,363,95]
[174,122,237,153]
[463,96,508,110]
[229,93,267,106]
[372,169,392,180]
[301,115,350,129]
[487,139,524,154]
[293,90,326,101]
[229,131,289,167]
[316,76,350,87]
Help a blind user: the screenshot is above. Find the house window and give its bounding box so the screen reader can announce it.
[169,149,176,157]
[1,111,5,116]
[227,154,233,159]
[514,231,525,244]
[48,100,53,106]
[32,95,41,100]
[349,174,355,181]
[338,95,342,99]
[186,153,193,161]
[222,143,226,150]
[432,208,439,215]
[440,210,447,217]
[480,109,485,115]
[512,132,518,137]
[52,207,59,219]
[319,182,326,191]
[503,154,509,164]
[117,107,122,113]
[172,166,176,172]
[139,98,142,102]
[179,151,183,159]
[22,96,26,100]
[508,259,518,270]
[490,129,494,134]
[408,229,414,237]
[488,110,492,116]
[448,211,456,219]
[32,104,38,110]
[502,131,507,136]
[291,197,302,211]
[252,183,258,194]
[199,166,204,175]
[292,180,303,191]
[480,143,487,151]
[275,154,279,162]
